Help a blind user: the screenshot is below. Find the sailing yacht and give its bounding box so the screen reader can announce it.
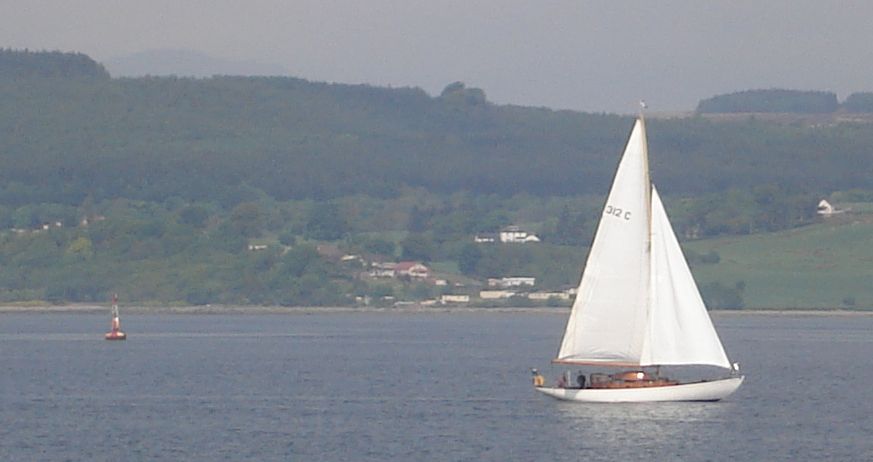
[535,114,743,402]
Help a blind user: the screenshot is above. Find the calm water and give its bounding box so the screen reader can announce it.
[2,312,872,461]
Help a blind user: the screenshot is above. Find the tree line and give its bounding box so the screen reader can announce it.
[3,50,873,209]
[697,89,873,113]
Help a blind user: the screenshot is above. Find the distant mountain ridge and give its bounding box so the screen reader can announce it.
[103,49,289,78]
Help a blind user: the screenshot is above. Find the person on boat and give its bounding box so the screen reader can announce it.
[531,368,545,387]
[556,372,567,388]
[576,373,586,389]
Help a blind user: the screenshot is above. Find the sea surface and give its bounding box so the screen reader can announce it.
[1,311,872,461]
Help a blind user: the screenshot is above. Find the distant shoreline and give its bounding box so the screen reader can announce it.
[1,304,872,316]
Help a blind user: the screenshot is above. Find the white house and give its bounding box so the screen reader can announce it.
[488,277,536,288]
[394,261,430,279]
[479,290,516,299]
[440,294,470,304]
[527,291,571,301]
[817,199,846,216]
[499,226,541,243]
[370,262,396,278]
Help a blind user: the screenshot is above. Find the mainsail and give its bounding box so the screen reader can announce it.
[555,118,731,369]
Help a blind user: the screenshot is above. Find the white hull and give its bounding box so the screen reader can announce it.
[535,376,744,403]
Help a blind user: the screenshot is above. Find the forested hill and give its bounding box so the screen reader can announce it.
[3,50,873,307]
[2,49,873,208]
[0,49,109,80]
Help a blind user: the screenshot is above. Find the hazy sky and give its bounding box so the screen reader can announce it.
[2,0,871,113]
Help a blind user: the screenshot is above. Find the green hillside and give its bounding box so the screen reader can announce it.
[2,49,873,307]
[687,213,873,310]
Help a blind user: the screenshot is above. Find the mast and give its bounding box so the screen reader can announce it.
[639,100,652,249]
[638,100,654,365]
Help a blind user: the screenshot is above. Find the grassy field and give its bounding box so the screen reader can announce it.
[685,214,873,310]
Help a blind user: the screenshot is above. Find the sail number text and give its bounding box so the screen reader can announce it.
[604,205,632,221]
